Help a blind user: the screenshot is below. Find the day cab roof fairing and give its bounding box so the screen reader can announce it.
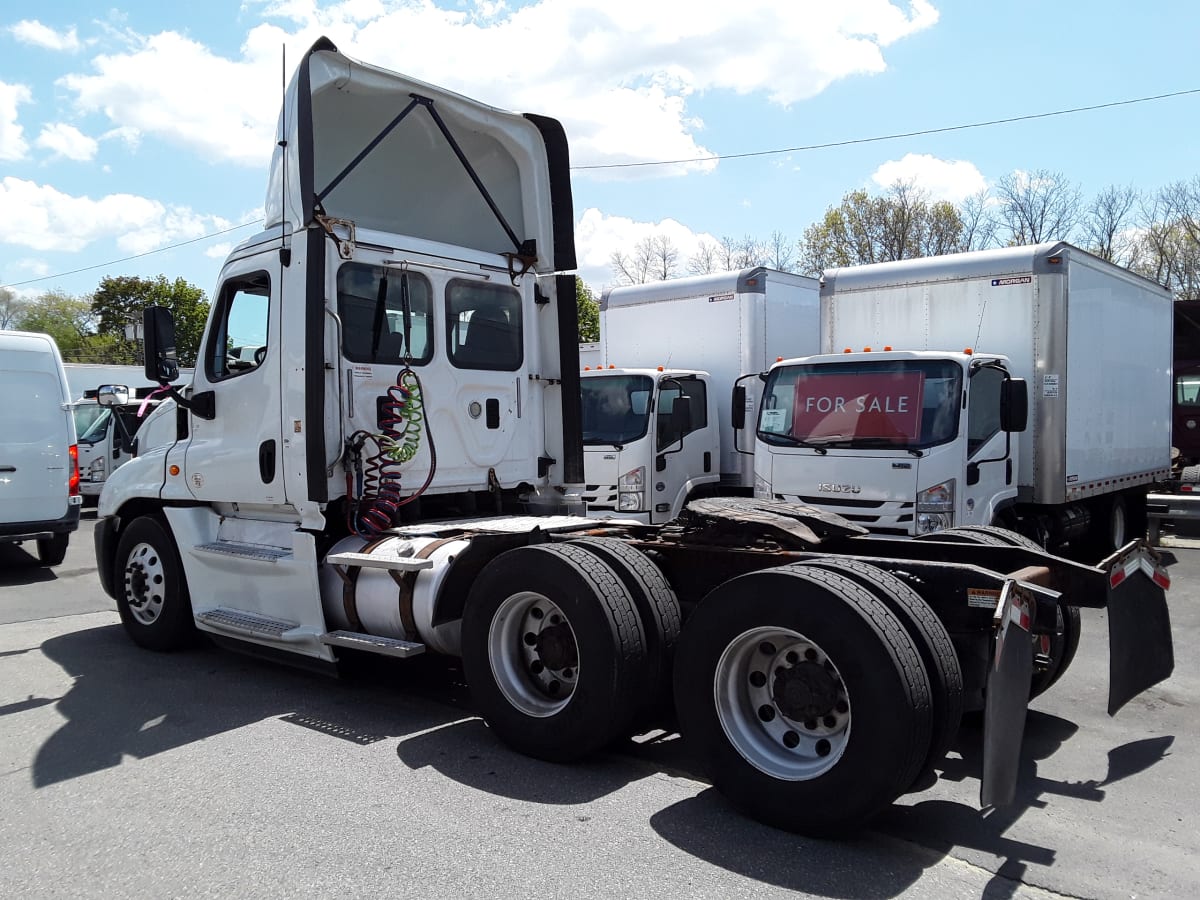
[263,36,576,274]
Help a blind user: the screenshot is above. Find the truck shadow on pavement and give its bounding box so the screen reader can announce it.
[0,544,57,585]
[29,624,479,789]
[29,622,1175,899]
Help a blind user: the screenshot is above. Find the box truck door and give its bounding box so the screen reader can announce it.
[653,375,712,522]
[962,364,1014,525]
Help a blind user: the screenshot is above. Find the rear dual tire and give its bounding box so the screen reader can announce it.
[673,565,934,836]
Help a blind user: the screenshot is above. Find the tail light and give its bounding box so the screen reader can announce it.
[68,444,80,496]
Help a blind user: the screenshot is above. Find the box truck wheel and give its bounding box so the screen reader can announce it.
[565,537,681,718]
[36,533,69,567]
[794,558,962,792]
[673,565,932,836]
[114,516,197,651]
[461,543,649,762]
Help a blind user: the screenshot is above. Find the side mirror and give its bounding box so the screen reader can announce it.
[97,384,130,407]
[1001,378,1029,433]
[143,306,180,383]
[731,385,747,430]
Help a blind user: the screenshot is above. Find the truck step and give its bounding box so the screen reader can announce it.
[325,550,434,572]
[194,540,293,562]
[320,630,426,658]
[195,607,301,640]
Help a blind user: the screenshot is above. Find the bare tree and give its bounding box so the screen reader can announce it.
[648,234,679,281]
[609,240,652,285]
[993,169,1082,245]
[687,239,721,275]
[765,230,795,272]
[1081,184,1140,265]
[1133,179,1200,300]
[958,189,998,251]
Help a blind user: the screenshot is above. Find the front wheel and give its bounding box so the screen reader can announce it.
[114,516,197,651]
[674,565,932,836]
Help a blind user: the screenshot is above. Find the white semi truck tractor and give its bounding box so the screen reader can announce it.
[93,40,1175,837]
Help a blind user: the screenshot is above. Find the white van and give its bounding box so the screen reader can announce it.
[0,331,82,565]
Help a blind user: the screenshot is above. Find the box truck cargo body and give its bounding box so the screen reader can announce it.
[756,243,1172,553]
[580,268,819,522]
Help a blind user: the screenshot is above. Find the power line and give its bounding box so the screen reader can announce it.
[5,86,1196,289]
[571,87,1200,170]
[0,219,264,290]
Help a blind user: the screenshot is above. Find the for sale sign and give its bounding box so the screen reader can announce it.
[792,372,926,441]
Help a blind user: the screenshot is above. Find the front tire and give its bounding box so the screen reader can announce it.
[674,565,932,836]
[461,543,649,762]
[114,516,196,651]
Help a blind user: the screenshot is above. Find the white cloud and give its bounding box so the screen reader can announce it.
[574,207,716,291]
[871,153,987,204]
[9,20,83,52]
[205,242,234,259]
[55,2,939,173]
[0,177,231,254]
[0,81,33,161]
[36,123,99,161]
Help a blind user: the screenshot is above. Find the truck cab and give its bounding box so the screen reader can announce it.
[579,366,718,523]
[72,390,163,504]
[754,349,1027,536]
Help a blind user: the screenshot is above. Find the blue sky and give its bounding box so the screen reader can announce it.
[2,0,1198,302]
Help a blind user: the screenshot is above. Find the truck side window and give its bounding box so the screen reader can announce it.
[337,264,433,365]
[967,366,1005,456]
[658,377,707,450]
[206,272,271,382]
[447,280,523,371]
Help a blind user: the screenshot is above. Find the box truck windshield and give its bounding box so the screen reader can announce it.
[759,359,961,450]
[581,374,651,445]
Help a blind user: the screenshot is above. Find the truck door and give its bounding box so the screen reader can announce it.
[654,375,712,522]
[183,266,284,506]
[962,364,1014,525]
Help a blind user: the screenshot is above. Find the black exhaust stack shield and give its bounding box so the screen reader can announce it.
[980,581,1033,809]
[555,273,583,485]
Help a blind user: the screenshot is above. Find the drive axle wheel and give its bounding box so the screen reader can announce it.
[714,626,852,780]
[114,516,196,651]
[461,543,649,762]
[674,565,932,836]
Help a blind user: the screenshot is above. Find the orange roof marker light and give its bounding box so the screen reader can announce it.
[964,347,973,355]
[657,366,664,372]
[884,345,893,352]
[863,346,872,352]
[776,356,784,362]
[608,364,616,369]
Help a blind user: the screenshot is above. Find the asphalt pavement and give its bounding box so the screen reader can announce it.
[0,514,1195,898]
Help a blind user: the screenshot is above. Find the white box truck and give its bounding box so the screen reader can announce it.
[579,269,819,523]
[754,242,1172,557]
[89,40,1174,837]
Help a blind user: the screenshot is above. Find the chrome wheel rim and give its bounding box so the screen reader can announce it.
[123,541,166,626]
[487,592,579,717]
[714,626,851,780]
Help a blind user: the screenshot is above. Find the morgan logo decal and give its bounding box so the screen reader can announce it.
[817,483,861,494]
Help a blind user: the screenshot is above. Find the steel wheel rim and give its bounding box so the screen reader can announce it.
[123,541,166,626]
[487,591,579,718]
[714,626,851,780]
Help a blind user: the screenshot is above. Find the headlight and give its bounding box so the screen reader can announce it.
[619,467,645,489]
[618,492,644,511]
[917,479,955,513]
[89,458,106,479]
[916,479,954,534]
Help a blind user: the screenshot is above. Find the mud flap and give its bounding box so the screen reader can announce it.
[1105,545,1174,716]
[980,580,1033,809]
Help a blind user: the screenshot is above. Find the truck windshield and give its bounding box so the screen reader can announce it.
[758,359,962,450]
[581,375,653,445]
[76,407,112,444]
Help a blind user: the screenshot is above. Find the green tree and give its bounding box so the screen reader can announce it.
[0,286,27,330]
[91,275,209,367]
[798,182,968,275]
[13,291,97,358]
[576,277,600,342]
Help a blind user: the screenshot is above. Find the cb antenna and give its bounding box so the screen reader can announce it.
[279,44,289,261]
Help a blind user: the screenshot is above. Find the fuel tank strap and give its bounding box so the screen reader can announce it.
[390,537,462,641]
